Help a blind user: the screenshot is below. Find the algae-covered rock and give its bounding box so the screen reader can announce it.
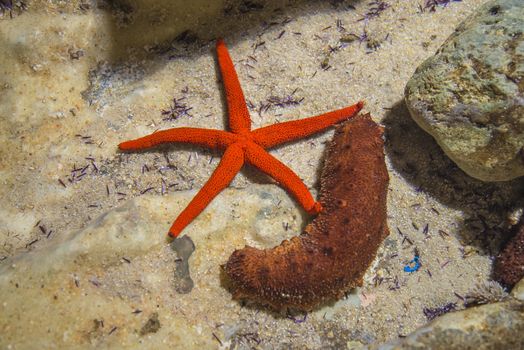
[376,300,524,350]
[511,277,524,301]
[405,0,524,181]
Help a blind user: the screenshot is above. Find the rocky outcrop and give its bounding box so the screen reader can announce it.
[375,299,524,350]
[405,0,524,181]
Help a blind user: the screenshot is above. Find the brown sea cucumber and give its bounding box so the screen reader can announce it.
[494,214,524,288]
[224,113,389,310]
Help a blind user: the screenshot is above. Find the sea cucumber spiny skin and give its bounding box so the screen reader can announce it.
[224,113,389,310]
[494,216,524,288]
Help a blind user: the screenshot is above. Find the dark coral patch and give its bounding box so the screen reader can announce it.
[494,216,524,288]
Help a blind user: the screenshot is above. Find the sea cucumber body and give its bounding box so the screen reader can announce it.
[494,216,524,287]
[224,113,389,310]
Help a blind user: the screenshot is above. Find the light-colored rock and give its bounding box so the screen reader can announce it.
[511,277,524,301]
[376,300,524,350]
[0,185,303,348]
[405,0,524,181]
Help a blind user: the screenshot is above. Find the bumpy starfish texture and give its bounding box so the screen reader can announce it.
[119,39,363,238]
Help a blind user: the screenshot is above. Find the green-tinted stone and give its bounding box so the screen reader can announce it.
[405,0,524,181]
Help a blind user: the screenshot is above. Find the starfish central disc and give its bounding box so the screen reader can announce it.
[118,39,364,238]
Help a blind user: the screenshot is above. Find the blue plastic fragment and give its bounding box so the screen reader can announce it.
[403,255,421,273]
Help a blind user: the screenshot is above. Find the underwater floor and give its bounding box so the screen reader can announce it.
[1,0,522,348]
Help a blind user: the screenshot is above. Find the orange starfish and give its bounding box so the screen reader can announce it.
[119,39,363,238]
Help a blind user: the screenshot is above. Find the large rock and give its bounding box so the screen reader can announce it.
[405,0,524,181]
[511,276,524,301]
[375,300,524,350]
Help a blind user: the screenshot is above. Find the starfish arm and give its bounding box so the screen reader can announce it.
[251,101,364,148]
[168,142,245,238]
[119,128,237,151]
[244,142,322,215]
[216,39,252,133]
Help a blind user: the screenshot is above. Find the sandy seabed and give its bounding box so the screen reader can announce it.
[1,0,522,348]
